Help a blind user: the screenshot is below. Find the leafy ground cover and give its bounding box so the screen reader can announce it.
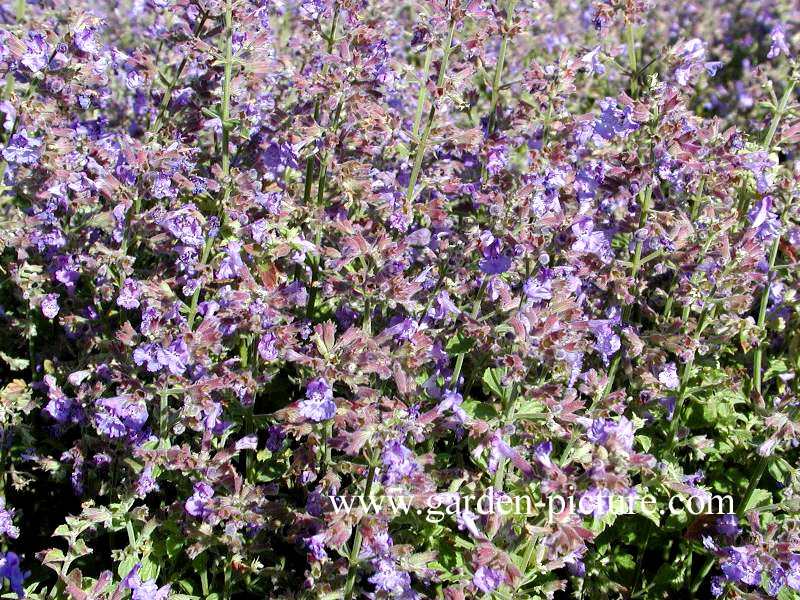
[0,0,799,598]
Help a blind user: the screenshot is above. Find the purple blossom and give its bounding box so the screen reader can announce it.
[0,552,27,598]
[591,322,620,364]
[381,439,419,484]
[368,558,413,596]
[721,546,762,586]
[747,196,780,241]
[473,566,503,594]
[478,230,512,274]
[21,31,49,72]
[586,417,634,451]
[571,217,612,263]
[117,278,141,309]
[3,130,42,165]
[298,378,336,422]
[216,240,245,279]
[258,332,278,361]
[715,514,741,538]
[658,363,680,390]
[185,482,214,519]
[594,97,639,141]
[768,25,790,59]
[0,499,18,539]
[123,564,170,600]
[41,293,60,319]
[160,205,205,247]
[523,270,552,302]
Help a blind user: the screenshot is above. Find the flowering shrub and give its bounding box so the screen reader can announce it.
[0,0,799,598]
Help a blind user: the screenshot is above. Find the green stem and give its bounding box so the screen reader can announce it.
[343,461,377,600]
[626,23,638,97]
[404,19,456,208]
[150,12,208,134]
[558,186,651,466]
[412,48,433,138]
[665,301,715,450]
[752,231,782,394]
[763,80,795,150]
[486,1,516,136]
[302,4,339,206]
[492,381,520,491]
[450,279,487,386]
[186,1,234,329]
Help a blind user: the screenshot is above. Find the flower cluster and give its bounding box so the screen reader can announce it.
[0,0,799,598]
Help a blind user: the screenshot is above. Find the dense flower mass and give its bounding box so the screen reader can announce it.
[0,0,799,598]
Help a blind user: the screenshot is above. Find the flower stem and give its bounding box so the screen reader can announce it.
[150,12,208,134]
[627,23,638,97]
[343,461,377,600]
[763,80,795,150]
[412,47,433,139]
[187,0,234,330]
[752,222,783,394]
[404,19,456,208]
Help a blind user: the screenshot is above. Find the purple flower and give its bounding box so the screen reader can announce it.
[710,576,724,597]
[185,482,214,519]
[658,363,680,390]
[478,230,512,274]
[41,293,60,319]
[117,278,141,309]
[591,322,620,365]
[298,378,336,422]
[255,191,283,214]
[21,31,49,72]
[305,532,327,560]
[0,499,18,539]
[523,271,552,302]
[126,70,144,90]
[715,514,741,537]
[123,564,171,600]
[768,25,790,59]
[216,240,245,279]
[747,196,780,241]
[151,172,176,199]
[473,566,503,594]
[0,552,27,598]
[160,205,205,247]
[381,439,419,484]
[594,97,639,141]
[742,151,775,194]
[136,465,159,498]
[94,396,148,439]
[266,425,285,451]
[581,46,605,75]
[427,291,460,321]
[133,343,161,372]
[571,217,612,263]
[3,130,42,165]
[437,389,467,423]
[586,417,634,451]
[368,558,413,596]
[577,487,612,519]
[787,555,800,591]
[721,546,762,586]
[258,332,278,361]
[0,102,16,131]
[157,339,190,376]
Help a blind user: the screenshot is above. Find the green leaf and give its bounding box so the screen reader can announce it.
[462,400,497,420]
[482,367,507,400]
[446,332,474,354]
[0,352,28,371]
[742,488,772,513]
